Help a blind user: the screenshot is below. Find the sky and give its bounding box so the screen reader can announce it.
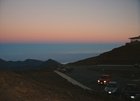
[0,0,140,43]
[0,0,140,62]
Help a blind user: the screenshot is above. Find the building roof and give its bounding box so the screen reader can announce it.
[129,35,140,39]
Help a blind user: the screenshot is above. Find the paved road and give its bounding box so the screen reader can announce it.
[54,70,92,91]
[55,65,140,101]
[65,66,104,92]
[65,65,138,92]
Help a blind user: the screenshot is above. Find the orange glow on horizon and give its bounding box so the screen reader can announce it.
[0,0,139,43]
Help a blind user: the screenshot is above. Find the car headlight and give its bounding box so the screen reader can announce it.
[104,81,106,83]
[130,96,135,99]
[108,91,112,94]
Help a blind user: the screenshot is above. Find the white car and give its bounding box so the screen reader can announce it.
[104,81,119,94]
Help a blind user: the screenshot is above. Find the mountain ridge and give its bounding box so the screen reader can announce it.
[0,58,62,70]
[68,42,140,65]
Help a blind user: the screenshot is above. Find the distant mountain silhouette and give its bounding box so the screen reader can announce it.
[40,59,63,70]
[0,59,8,69]
[0,59,5,63]
[69,42,140,65]
[0,58,62,70]
[0,58,7,68]
[0,58,6,62]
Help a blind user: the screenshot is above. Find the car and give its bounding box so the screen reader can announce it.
[97,74,111,85]
[122,84,140,101]
[104,81,119,95]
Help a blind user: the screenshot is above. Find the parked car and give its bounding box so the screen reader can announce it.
[122,84,140,101]
[104,81,119,94]
[97,74,111,85]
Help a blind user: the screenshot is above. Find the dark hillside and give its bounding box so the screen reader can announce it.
[69,42,140,65]
[0,70,103,101]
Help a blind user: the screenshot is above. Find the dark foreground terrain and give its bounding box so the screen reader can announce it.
[0,70,110,101]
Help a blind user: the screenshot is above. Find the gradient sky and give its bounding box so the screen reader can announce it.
[0,0,140,43]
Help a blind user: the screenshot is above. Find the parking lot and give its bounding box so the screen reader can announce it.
[65,65,140,100]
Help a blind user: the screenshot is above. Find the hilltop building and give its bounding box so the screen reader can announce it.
[129,35,140,42]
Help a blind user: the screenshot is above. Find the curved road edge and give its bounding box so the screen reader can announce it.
[54,70,93,91]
